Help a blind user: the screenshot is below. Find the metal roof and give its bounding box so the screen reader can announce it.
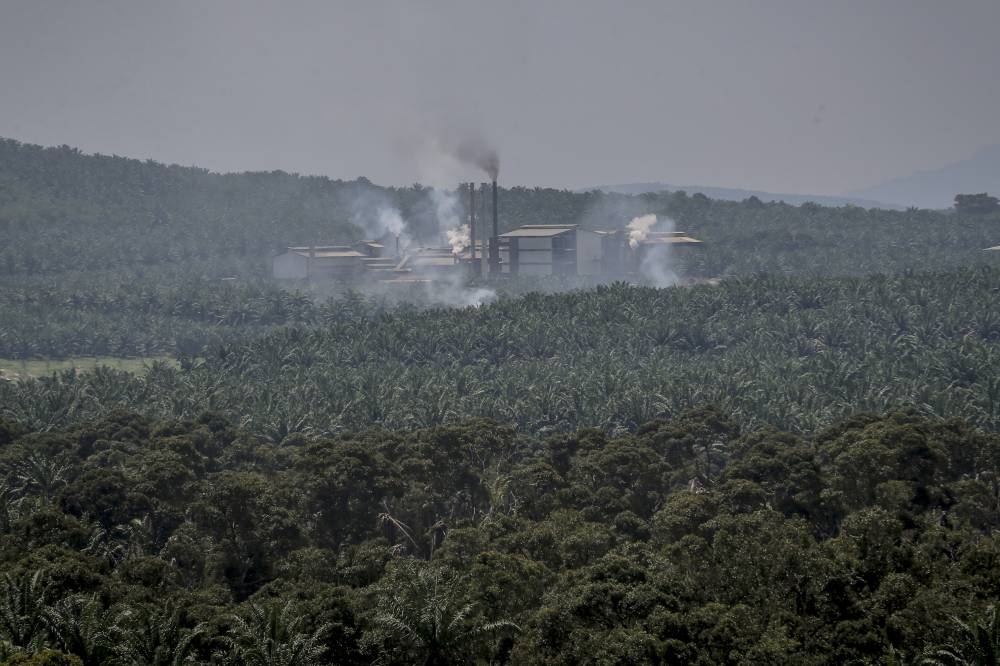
[287,245,348,252]
[412,257,458,267]
[500,226,575,238]
[303,249,366,258]
[641,236,703,245]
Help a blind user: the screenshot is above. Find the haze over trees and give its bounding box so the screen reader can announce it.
[2,138,1000,664]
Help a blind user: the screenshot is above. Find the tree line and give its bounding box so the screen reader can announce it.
[0,407,997,664]
[4,267,1000,438]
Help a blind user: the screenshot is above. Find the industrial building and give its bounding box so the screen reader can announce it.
[271,240,394,280]
[272,176,703,283]
[596,229,703,274]
[498,225,603,276]
[273,226,703,282]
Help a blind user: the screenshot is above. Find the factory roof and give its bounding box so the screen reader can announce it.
[641,236,703,246]
[500,224,577,238]
[287,245,344,252]
[312,249,366,258]
[412,257,458,267]
[285,243,384,258]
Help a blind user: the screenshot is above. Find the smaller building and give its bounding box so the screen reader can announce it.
[498,225,603,276]
[597,229,703,274]
[272,246,368,280]
[395,247,461,277]
[272,239,400,281]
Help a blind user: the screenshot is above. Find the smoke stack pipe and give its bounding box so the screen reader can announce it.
[468,182,478,276]
[480,183,488,275]
[489,180,499,274]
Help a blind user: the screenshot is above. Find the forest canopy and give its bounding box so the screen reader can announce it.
[0,408,998,664]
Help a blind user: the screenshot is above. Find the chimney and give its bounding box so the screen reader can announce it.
[480,183,489,276]
[489,180,500,274]
[468,182,478,276]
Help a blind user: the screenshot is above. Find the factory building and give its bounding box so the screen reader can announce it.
[271,240,393,280]
[396,247,461,276]
[498,225,603,276]
[596,230,703,274]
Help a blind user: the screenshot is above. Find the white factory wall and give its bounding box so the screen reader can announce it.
[518,237,554,251]
[518,249,555,265]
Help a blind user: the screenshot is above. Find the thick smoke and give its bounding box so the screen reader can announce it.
[413,127,500,183]
[429,187,468,254]
[636,214,680,288]
[423,268,496,308]
[347,185,413,252]
[452,132,500,181]
[626,213,657,248]
[445,225,470,254]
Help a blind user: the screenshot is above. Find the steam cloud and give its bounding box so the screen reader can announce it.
[627,213,657,249]
[429,187,468,255]
[348,185,413,252]
[445,224,470,254]
[635,214,681,288]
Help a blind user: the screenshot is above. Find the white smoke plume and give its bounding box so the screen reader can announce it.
[445,224,470,255]
[636,214,680,288]
[423,267,496,308]
[347,185,413,254]
[429,187,468,254]
[627,213,657,249]
[377,206,407,240]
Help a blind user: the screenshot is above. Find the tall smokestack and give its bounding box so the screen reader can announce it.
[480,183,488,276]
[468,182,478,276]
[489,180,500,274]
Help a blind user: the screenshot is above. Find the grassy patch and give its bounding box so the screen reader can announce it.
[0,356,176,380]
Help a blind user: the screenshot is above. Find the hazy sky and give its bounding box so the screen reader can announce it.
[2,1,999,193]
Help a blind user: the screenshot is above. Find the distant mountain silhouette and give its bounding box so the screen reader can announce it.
[846,145,1000,210]
[580,183,902,210]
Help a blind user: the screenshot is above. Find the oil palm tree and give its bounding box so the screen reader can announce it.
[0,570,50,655]
[42,595,114,666]
[368,559,517,666]
[219,602,328,666]
[110,603,206,666]
[920,606,999,666]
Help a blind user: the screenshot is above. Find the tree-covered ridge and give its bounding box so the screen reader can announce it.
[4,267,1000,437]
[0,408,997,664]
[2,137,999,279]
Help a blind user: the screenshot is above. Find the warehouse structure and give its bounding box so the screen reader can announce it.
[271,240,395,280]
[497,225,604,276]
[273,226,703,282]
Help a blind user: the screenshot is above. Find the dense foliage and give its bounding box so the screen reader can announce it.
[3,137,999,364]
[5,268,1000,438]
[4,138,1000,664]
[3,137,999,281]
[0,408,997,664]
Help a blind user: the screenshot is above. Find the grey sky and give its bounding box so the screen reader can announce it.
[2,1,998,194]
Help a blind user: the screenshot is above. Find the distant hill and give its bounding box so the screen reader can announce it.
[580,182,902,210]
[846,144,1000,210]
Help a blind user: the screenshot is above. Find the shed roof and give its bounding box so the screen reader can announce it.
[304,249,366,258]
[640,236,703,246]
[411,257,459,268]
[500,226,575,238]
